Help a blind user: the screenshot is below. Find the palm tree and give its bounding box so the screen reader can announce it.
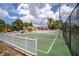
[47,18,54,29]
[47,18,63,29]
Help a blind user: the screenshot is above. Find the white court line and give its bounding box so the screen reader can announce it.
[37,33,59,54]
[47,34,59,53]
[37,49,48,53]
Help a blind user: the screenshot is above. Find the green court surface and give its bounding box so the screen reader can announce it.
[37,34,71,56]
[71,34,79,55]
[16,30,71,56]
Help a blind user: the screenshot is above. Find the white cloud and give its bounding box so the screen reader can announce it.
[36,4,54,18]
[18,3,75,26]
[35,3,60,22]
[36,4,75,22]
[19,9,30,15]
[54,11,59,20]
[17,4,36,23]
[17,3,48,26]
[0,3,75,27]
[38,14,46,18]
[60,4,74,21]
[53,8,59,20]
[0,8,17,20]
[35,3,60,25]
[17,4,30,15]
[17,3,55,26]
[33,24,41,27]
[20,14,35,23]
[0,8,10,18]
[61,4,73,15]
[11,16,17,19]
[32,18,48,26]
[43,19,48,24]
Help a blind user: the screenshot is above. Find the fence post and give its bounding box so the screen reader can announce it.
[69,16,72,55]
[59,3,61,37]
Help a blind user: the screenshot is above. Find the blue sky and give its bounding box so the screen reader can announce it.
[0,3,76,27]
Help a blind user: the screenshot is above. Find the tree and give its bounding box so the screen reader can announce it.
[47,18,54,29]
[53,20,59,29]
[0,19,5,32]
[47,18,63,30]
[23,22,33,29]
[23,22,29,27]
[29,22,33,27]
[12,19,23,31]
[58,20,63,29]
[5,24,13,32]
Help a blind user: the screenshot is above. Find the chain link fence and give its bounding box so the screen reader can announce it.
[62,3,79,55]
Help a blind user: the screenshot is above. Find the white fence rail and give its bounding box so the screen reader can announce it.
[0,34,37,55]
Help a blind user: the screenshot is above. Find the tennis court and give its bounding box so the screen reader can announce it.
[0,29,71,56]
[14,30,57,54]
[15,29,71,56]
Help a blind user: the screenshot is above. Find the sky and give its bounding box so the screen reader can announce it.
[0,3,76,27]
